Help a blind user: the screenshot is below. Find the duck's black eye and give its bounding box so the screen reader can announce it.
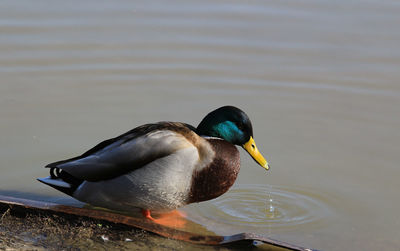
[237,122,244,131]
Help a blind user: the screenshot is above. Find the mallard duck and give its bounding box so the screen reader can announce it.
[38,106,269,223]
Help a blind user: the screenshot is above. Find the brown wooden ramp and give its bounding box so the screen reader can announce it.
[0,195,318,251]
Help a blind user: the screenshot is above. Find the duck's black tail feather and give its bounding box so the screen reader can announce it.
[37,167,83,196]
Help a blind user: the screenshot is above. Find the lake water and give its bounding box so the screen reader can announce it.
[1,0,400,250]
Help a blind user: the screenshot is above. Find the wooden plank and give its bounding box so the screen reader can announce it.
[0,195,317,251]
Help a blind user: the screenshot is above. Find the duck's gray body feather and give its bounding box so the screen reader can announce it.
[40,123,216,212]
[74,146,200,212]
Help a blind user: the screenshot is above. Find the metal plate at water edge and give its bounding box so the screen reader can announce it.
[0,195,318,251]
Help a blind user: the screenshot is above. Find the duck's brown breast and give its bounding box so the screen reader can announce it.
[187,138,240,204]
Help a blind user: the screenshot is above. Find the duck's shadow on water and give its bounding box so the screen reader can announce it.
[0,189,84,206]
[0,190,143,219]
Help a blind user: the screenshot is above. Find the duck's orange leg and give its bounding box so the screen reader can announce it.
[141,209,187,228]
[141,209,157,221]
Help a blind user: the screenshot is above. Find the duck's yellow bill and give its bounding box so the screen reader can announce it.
[243,136,269,171]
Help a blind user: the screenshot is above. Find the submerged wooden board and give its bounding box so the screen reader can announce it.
[0,195,317,251]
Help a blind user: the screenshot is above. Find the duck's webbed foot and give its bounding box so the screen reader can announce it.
[141,209,187,228]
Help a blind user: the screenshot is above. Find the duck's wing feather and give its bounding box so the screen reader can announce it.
[46,122,197,182]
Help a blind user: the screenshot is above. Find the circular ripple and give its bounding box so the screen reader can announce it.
[195,184,333,230]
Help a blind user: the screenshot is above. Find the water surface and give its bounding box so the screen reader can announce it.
[1,1,400,250]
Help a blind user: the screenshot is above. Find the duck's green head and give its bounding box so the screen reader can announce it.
[197,106,269,171]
